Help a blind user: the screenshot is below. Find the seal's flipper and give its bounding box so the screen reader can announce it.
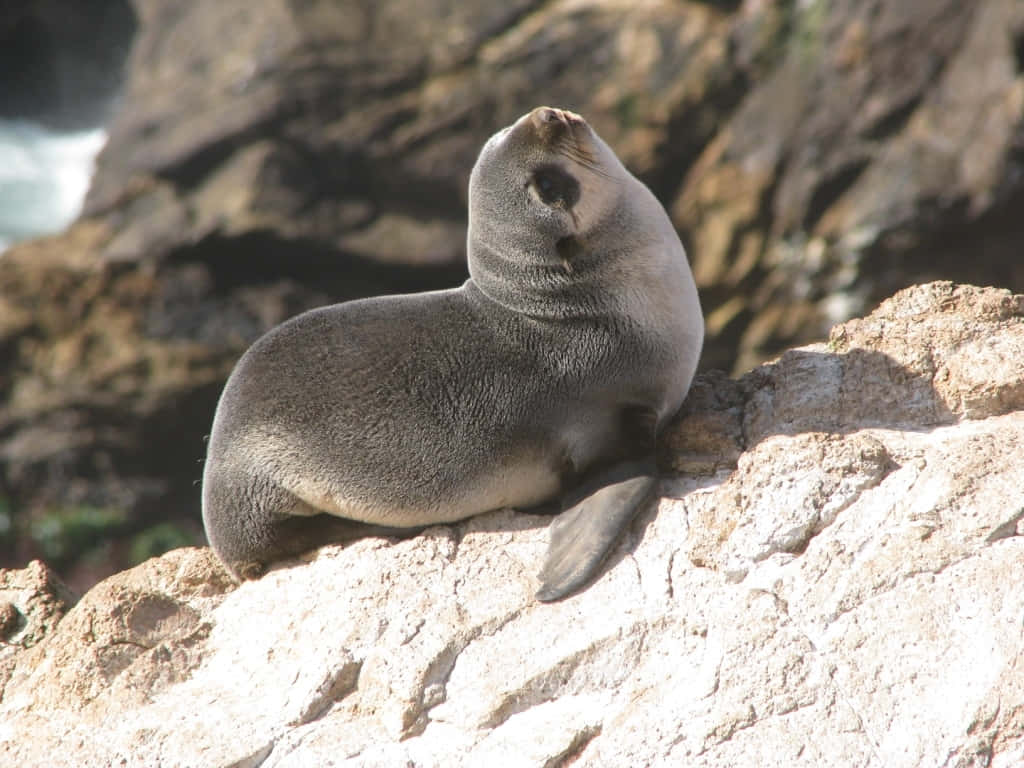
[535,471,657,602]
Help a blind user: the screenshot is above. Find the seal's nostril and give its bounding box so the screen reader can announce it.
[531,107,566,132]
[528,106,580,140]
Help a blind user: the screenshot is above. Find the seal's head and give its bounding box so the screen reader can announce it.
[467,107,640,318]
[470,107,626,242]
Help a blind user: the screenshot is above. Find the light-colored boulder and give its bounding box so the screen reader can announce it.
[1,282,1023,767]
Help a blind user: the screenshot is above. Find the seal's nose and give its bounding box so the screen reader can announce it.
[526,107,586,147]
[530,107,584,129]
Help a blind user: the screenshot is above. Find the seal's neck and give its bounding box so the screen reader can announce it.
[466,227,617,321]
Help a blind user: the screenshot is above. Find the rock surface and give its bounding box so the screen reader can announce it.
[3,0,1024,588]
[2,282,1022,767]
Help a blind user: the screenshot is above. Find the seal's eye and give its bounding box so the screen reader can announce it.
[528,165,580,209]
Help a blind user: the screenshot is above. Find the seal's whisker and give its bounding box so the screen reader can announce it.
[557,143,616,180]
[569,154,617,181]
[556,136,596,164]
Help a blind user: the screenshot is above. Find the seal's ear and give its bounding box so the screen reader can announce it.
[556,235,583,260]
[556,235,584,273]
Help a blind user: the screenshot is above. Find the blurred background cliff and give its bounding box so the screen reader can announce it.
[1,0,1022,592]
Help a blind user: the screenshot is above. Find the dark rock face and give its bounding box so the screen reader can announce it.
[1,0,1023,589]
[677,0,1024,371]
[0,0,137,130]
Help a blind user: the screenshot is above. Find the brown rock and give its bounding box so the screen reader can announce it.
[3,547,231,713]
[673,0,1024,373]
[4,0,1024,594]
[0,560,76,701]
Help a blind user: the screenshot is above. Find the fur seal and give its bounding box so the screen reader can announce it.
[202,106,703,601]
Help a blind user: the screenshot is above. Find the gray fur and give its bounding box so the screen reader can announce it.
[202,107,704,595]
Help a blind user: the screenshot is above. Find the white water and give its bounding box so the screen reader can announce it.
[0,118,106,253]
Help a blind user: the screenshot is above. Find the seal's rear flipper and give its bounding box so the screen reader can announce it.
[535,469,657,602]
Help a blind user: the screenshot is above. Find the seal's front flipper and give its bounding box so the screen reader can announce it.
[535,469,657,602]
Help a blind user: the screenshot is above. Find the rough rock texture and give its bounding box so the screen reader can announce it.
[0,560,77,704]
[676,0,1024,372]
[3,0,1024,593]
[2,282,1022,767]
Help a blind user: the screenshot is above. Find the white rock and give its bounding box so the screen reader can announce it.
[1,282,1023,767]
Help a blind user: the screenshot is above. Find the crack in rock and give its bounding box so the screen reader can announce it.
[287,659,362,727]
[543,722,602,768]
[224,741,274,768]
[478,629,645,730]
[409,607,527,735]
[985,508,1024,543]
